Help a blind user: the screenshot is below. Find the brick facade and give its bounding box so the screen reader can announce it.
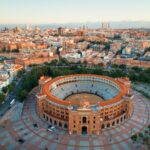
[37,75,133,135]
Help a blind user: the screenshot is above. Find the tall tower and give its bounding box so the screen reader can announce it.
[101,22,110,29]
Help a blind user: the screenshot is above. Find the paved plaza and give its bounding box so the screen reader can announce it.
[0,88,149,150]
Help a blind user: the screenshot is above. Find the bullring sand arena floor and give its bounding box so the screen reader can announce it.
[65,93,103,105]
[0,87,150,150]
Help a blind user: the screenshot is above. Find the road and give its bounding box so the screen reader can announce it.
[0,64,124,118]
[0,74,24,118]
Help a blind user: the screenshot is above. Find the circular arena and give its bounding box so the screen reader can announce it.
[37,74,133,135]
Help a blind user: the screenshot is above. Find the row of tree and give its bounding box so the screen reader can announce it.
[0,93,5,104]
[112,64,150,83]
[0,48,19,53]
[17,64,150,102]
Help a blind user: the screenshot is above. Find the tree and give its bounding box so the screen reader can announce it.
[61,58,69,65]
[12,49,19,53]
[119,64,127,70]
[104,42,111,50]
[17,69,25,78]
[0,93,5,104]
[2,86,8,94]
[131,134,138,143]
[29,64,38,67]
[132,66,142,72]
[1,47,6,52]
[18,89,27,102]
[8,82,16,92]
[143,136,149,147]
[16,63,150,103]
[93,68,103,75]
[139,72,150,83]
[98,63,104,67]
[138,132,144,139]
[50,60,58,65]
[112,64,119,68]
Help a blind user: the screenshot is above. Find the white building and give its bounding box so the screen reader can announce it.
[0,70,10,91]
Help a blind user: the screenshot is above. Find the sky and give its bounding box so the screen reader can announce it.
[0,0,150,24]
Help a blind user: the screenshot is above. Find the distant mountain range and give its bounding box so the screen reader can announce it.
[0,21,150,29]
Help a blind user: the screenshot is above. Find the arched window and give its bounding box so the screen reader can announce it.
[82,117,87,123]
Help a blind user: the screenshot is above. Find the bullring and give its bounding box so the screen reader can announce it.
[37,74,133,135]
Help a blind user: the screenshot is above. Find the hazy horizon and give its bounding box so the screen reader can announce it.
[0,0,150,24]
[1,21,150,29]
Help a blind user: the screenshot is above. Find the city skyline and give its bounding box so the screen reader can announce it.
[0,0,150,24]
[0,1,150,149]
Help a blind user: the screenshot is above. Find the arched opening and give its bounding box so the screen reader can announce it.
[117,119,119,124]
[82,117,87,123]
[112,121,115,126]
[50,118,52,123]
[82,126,87,135]
[107,123,110,128]
[54,120,57,125]
[101,124,105,129]
[59,122,62,127]
[64,124,68,129]
[120,117,123,122]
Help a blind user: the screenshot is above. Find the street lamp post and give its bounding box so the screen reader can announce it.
[109,133,112,143]
[56,133,59,141]
[50,128,59,141]
[53,128,59,141]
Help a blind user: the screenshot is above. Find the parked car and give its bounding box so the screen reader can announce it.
[47,125,55,132]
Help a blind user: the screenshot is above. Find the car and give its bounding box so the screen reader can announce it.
[47,128,53,132]
[47,125,55,132]
[50,126,55,130]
